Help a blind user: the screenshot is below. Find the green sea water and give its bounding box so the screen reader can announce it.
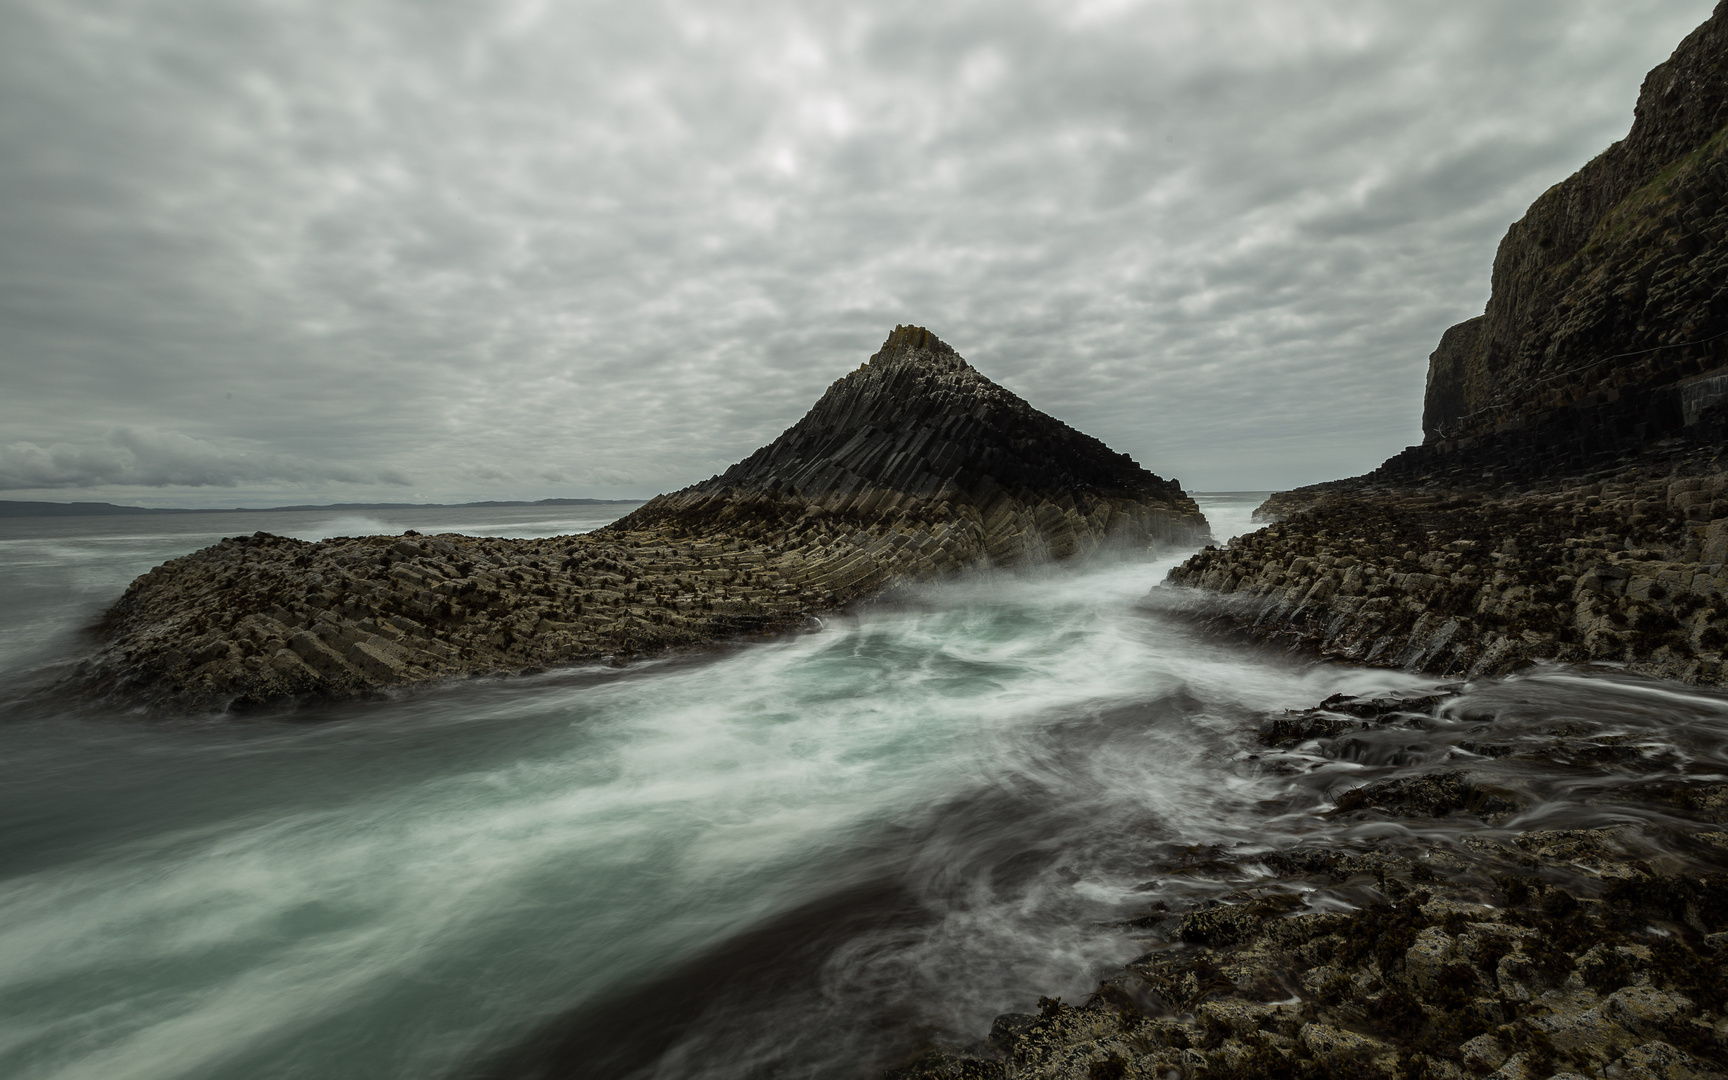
[10,496,1712,1080]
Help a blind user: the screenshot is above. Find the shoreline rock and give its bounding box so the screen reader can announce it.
[897,8,1728,1078]
[890,687,1728,1080]
[1159,455,1728,686]
[68,327,1206,712]
[1161,1,1728,688]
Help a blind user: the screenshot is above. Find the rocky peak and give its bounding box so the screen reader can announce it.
[870,324,958,363]
[75,331,1207,712]
[614,327,1205,562]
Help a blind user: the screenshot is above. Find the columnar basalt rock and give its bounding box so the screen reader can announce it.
[73,327,1206,711]
[1163,461,1728,684]
[1416,1,1728,467]
[613,325,1207,564]
[891,690,1728,1080]
[888,14,1728,1079]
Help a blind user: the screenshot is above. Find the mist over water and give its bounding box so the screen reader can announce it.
[2,495,1721,1080]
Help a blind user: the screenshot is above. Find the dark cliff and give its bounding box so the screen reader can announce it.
[1406,0,1728,481]
[1165,4,1728,687]
[615,326,1204,563]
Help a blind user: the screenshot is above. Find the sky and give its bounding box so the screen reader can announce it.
[0,0,1718,506]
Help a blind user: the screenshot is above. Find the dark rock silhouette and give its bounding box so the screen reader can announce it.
[615,325,1202,564]
[1411,2,1728,477]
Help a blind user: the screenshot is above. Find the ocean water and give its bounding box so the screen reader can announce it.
[0,495,1723,1080]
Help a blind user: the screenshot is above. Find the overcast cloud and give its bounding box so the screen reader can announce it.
[0,0,1716,505]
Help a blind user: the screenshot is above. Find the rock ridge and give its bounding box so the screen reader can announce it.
[1164,459,1728,684]
[71,327,1207,712]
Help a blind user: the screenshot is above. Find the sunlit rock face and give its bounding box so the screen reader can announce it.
[74,326,1207,711]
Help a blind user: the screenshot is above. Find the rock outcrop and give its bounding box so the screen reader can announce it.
[73,327,1206,711]
[894,689,1728,1080]
[1164,2,1728,686]
[615,325,1206,563]
[1163,462,1728,683]
[885,15,1728,1080]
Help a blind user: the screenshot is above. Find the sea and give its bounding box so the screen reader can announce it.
[1,493,1724,1080]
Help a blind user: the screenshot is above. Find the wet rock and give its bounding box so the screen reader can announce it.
[919,690,1728,1080]
[1462,1032,1510,1072]
[882,1052,1006,1080]
[1332,769,1524,819]
[1160,467,1728,687]
[1608,1040,1718,1080]
[1298,1022,1393,1071]
[1607,987,1698,1041]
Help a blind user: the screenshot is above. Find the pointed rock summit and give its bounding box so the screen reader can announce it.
[73,327,1206,711]
[617,325,1205,563]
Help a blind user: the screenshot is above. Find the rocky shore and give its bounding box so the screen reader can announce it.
[1159,454,1728,685]
[889,8,1728,1079]
[1153,0,1728,689]
[71,326,1206,712]
[896,686,1728,1080]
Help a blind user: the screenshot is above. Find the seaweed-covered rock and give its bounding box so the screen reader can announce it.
[1331,769,1523,820]
[919,818,1728,1080]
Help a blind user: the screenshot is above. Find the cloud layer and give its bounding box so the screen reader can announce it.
[0,428,409,490]
[0,0,1717,503]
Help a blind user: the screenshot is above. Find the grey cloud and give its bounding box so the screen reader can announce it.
[0,428,409,490]
[0,0,1717,504]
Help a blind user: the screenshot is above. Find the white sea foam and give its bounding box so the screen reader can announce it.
[282,514,396,541]
[6,496,1715,1079]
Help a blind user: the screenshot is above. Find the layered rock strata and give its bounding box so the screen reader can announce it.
[1162,457,1728,684]
[893,689,1728,1080]
[1410,1,1728,482]
[74,327,1206,711]
[886,15,1728,1080]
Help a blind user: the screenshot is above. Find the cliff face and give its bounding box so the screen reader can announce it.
[1164,4,1728,686]
[77,327,1206,711]
[1415,0,1728,475]
[615,326,1205,563]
